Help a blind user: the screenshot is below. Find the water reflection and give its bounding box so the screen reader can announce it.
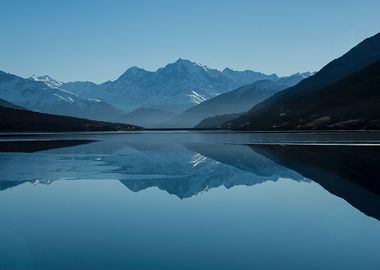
[251,145,380,220]
[0,139,305,197]
[0,134,379,221]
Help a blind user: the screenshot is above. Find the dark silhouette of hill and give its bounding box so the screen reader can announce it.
[0,105,140,132]
[230,59,380,130]
[225,33,380,130]
[195,113,242,129]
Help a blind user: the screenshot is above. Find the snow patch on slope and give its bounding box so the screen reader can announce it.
[189,90,206,104]
[30,75,64,89]
[191,153,207,167]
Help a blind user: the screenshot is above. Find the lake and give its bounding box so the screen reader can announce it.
[0,131,379,270]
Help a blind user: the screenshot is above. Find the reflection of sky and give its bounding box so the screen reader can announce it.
[0,179,379,270]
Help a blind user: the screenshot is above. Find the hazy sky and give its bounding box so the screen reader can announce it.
[1,0,380,83]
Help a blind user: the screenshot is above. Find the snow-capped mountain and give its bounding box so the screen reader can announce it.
[0,60,312,126]
[120,143,304,199]
[0,71,124,122]
[63,58,281,113]
[30,75,64,88]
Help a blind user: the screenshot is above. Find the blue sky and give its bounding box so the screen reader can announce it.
[1,0,380,83]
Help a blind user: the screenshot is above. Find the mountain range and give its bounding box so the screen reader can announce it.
[63,58,281,113]
[0,72,123,122]
[1,32,379,131]
[0,59,311,129]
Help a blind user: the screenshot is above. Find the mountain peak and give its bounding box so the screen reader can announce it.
[156,58,212,78]
[292,71,315,78]
[38,75,54,80]
[118,66,150,81]
[172,58,210,70]
[174,58,193,64]
[222,67,233,73]
[28,74,64,88]
[125,66,147,73]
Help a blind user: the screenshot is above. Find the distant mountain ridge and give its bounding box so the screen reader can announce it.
[63,58,309,113]
[160,72,311,128]
[120,107,176,128]
[0,59,312,128]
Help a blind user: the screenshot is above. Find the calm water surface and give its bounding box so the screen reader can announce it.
[0,132,379,270]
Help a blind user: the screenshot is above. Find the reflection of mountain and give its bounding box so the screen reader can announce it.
[185,143,301,179]
[1,135,379,221]
[0,139,98,190]
[0,140,95,153]
[0,138,303,198]
[0,141,121,188]
[0,181,27,191]
[251,145,380,220]
[119,143,304,198]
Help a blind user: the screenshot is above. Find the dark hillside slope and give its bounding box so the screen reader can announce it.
[0,106,139,132]
[226,33,380,130]
[0,98,24,109]
[226,60,380,130]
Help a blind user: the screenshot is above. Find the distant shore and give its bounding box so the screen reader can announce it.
[1,129,380,136]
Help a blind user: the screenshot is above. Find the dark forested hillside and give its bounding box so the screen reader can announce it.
[225,33,380,130]
[0,106,139,132]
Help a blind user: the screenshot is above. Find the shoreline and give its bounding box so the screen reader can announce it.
[1,129,380,137]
